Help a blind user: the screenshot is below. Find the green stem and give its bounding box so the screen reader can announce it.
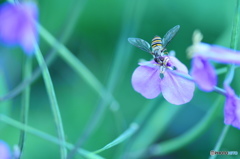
[37,24,115,104]
[209,0,240,157]
[34,45,67,159]
[0,115,104,159]
[94,123,139,154]
[18,57,32,159]
[230,0,240,50]
[209,125,230,159]
[121,99,182,158]
[148,96,223,157]
[215,67,228,75]
[66,0,148,157]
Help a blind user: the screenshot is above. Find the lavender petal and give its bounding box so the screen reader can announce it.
[169,56,188,73]
[0,140,11,159]
[191,57,217,91]
[160,70,195,105]
[131,64,161,99]
[195,43,240,64]
[224,85,240,129]
[0,2,38,55]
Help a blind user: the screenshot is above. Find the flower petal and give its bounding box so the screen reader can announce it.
[19,3,38,54]
[160,70,195,105]
[0,2,38,55]
[131,64,161,99]
[169,56,188,73]
[191,57,217,91]
[0,140,11,159]
[194,43,240,64]
[224,86,240,129]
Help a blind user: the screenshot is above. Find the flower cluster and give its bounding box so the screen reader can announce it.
[131,51,195,105]
[0,2,38,55]
[188,31,240,129]
[188,31,240,91]
[224,84,240,128]
[129,30,240,129]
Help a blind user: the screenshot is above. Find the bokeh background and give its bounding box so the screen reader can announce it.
[0,0,240,158]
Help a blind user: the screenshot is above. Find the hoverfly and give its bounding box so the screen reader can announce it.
[128,25,180,66]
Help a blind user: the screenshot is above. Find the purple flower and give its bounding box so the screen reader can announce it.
[0,2,38,55]
[224,84,240,129]
[189,41,240,91]
[132,55,195,105]
[190,56,217,91]
[0,140,11,159]
[192,43,240,63]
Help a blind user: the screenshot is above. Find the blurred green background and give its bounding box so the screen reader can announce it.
[0,0,240,158]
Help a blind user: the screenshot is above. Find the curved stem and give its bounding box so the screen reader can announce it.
[122,99,182,159]
[93,123,139,154]
[38,24,117,106]
[0,115,104,159]
[66,0,148,158]
[230,0,240,50]
[35,45,67,159]
[18,57,32,159]
[148,96,223,157]
[209,125,230,159]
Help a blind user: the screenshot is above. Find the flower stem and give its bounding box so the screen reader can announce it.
[93,123,139,154]
[148,96,223,157]
[210,0,240,156]
[37,24,115,104]
[209,125,230,159]
[230,0,240,50]
[118,99,159,159]
[0,115,104,159]
[66,0,148,157]
[120,98,182,159]
[18,57,32,159]
[224,64,236,86]
[34,45,67,159]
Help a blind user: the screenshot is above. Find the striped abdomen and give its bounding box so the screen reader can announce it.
[151,36,162,50]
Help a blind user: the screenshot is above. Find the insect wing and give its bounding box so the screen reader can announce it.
[128,38,152,54]
[162,25,180,49]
